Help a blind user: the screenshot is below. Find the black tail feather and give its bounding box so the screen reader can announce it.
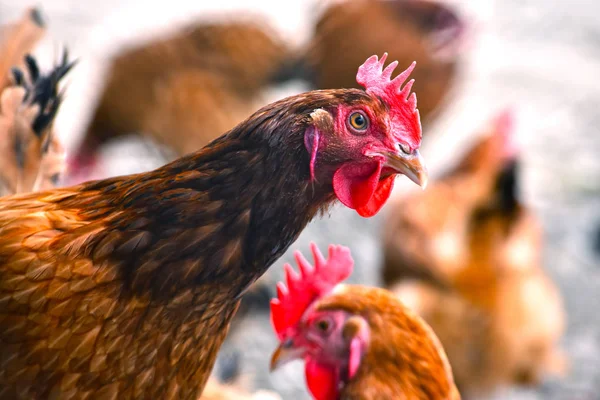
[29,7,46,28]
[12,50,76,137]
[495,159,519,214]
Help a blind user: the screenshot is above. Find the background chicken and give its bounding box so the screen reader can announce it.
[0,7,45,93]
[269,243,460,399]
[308,0,466,125]
[0,52,73,197]
[68,20,294,182]
[0,54,426,398]
[382,111,566,396]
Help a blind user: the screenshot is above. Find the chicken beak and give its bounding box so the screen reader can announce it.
[384,149,428,189]
[269,342,305,372]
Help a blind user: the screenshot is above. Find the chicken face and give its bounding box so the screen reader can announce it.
[271,307,370,400]
[269,243,358,400]
[306,54,427,217]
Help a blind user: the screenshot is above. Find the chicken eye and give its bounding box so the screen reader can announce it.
[348,111,369,132]
[315,319,331,333]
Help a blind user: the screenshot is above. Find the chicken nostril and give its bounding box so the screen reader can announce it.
[398,143,411,155]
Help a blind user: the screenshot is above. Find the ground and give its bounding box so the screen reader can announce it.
[1,0,598,398]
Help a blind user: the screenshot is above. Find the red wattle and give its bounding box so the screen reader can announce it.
[305,360,339,400]
[356,175,395,217]
[333,161,382,209]
[333,161,394,218]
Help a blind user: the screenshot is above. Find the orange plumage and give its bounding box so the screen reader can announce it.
[0,8,45,94]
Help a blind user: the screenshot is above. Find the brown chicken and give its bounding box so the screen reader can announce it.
[270,243,460,400]
[0,52,74,197]
[0,8,46,93]
[69,20,293,180]
[382,111,566,396]
[0,54,427,399]
[309,0,466,124]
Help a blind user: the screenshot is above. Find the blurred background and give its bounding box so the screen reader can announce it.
[0,0,599,398]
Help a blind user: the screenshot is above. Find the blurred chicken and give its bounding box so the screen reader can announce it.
[270,243,459,400]
[70,20,294,180]
[0,8,45,92]
[382,111,566,396]
[309,0,466,125]
[0,52,74,197]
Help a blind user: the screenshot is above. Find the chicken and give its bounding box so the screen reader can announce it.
[70,20,293,180]
[269,243,460,400]
[0,54,427,399]
[0,52,74,196]
[309,0,466,124]
[0,7,45,93]
[382,111,566,396]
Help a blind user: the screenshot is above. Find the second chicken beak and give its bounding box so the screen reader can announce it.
[384,149,428,189]
[270,342,305,371]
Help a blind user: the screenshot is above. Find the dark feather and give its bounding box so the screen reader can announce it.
[495,159,519,214]
[15,50,76,136]
[10,68,24,86]
[29,7,45,28]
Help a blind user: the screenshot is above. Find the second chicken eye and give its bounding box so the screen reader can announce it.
[348,111,369,132]
[315,317,333,334]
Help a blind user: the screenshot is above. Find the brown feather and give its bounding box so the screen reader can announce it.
[79,20,291,161]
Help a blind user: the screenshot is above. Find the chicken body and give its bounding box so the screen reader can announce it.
[382,113,566,395]
[0,55,426,399]
[74,20,291,169]
[270,244,459,400]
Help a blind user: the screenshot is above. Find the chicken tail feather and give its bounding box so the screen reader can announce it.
[0,51,73,196]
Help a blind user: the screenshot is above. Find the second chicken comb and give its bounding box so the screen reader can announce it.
[271,243,353,340]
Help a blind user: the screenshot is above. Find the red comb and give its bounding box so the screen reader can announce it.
[270,243,354,340]
[356,54,422,149]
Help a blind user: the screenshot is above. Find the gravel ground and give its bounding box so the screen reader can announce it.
[1,0,599,399]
